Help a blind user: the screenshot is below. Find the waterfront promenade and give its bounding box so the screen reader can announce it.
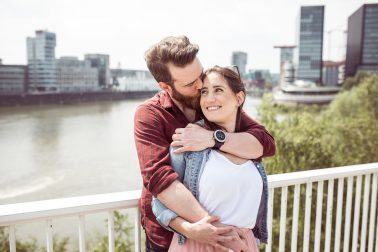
[0,91,157,107]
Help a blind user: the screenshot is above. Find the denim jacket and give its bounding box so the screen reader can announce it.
[151,147,269,245]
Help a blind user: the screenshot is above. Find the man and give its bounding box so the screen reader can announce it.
[134,35,275,252]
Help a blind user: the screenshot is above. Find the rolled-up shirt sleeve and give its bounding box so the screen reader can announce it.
[134,104,178,196]
[239,110,276,158]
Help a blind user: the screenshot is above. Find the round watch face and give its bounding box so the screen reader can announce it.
[215,130,226,142]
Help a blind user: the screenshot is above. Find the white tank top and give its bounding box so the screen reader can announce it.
[198,150,263,228]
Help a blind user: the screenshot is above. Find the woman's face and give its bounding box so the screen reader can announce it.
[200,72,244,128]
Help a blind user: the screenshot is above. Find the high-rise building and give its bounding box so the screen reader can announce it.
[84,54,110,88]
[345,4,378,77]
[56,57,99,92]
[27,30,57,92]
[274,45,296,85]
[297,6,324,84]
[231,51,247,77]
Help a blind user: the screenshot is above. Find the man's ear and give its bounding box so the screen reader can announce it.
[159,82,172,94]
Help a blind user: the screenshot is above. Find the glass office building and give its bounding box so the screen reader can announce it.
[231,51,247,78]
[297,6,324,84]
[346,4,378,77]
[27,30,57,92]
[84,54,110,88]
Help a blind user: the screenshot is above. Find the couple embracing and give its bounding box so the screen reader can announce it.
[134,35,275,252]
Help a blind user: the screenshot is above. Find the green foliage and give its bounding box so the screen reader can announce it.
[0,227,67,252]
[259,73,378,251]
[259,73,378,174]
[91,211,134,252]
[342,71,371,90]
[322,74,378,165]
[0,211,134,252]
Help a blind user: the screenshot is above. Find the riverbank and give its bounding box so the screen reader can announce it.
[0,90,158,107]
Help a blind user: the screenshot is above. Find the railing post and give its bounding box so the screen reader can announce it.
[352,175,362,252]
[325,179,334,252]
[134,207,141,252]
[291,184,300,252]
[46,219,53,252]
[266,188,274,252]
[303,182,312,252]
[108,211,115,252]
[368,174,377,252]
[360,174,371,252]
[334,178,344,252]
[343,176,354,252]
[9,225,16,252]
[78,215,86,252]
[279,186,288,252]
[314,181,324,252]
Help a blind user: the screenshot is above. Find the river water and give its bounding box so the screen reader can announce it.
[0,95,261,248]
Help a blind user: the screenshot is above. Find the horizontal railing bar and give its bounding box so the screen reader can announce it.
[0,190,141,226]
[268,163,378,188]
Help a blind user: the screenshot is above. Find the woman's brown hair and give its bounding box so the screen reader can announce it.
[200,65,246,132]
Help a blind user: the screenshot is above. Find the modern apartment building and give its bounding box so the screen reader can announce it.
[345,4,378,77]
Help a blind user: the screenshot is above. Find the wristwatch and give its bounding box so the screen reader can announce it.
[213,130,226,149]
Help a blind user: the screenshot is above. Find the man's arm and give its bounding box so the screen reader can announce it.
[171,110,275,159]
[134,105,207,217]
[134,105,232,234]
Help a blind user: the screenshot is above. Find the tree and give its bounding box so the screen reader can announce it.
[257,73,378,251]
[342,71,371,90]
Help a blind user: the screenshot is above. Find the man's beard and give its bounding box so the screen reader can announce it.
[171,86,200,110]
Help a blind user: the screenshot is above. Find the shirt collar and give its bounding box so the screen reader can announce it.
[159,90,174,109]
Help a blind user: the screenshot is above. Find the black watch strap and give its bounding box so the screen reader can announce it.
[213,140,225,150]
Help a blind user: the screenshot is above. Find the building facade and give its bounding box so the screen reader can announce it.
[322,61,345,86]
[27,30,57,92]
[110,69,159,91]
[231,51,247,77]
[274,45,296,86]
[297,6,324,84]
[0,64,28,94]
[84,54,110,88]
[56,57,99,92]
[345,4,378,77]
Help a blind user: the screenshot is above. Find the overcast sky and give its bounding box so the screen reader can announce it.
[0,0,376,73]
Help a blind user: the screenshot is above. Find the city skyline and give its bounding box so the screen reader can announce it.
[1,0,377,73]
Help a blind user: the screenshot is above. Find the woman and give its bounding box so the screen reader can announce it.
[152,66,268,252]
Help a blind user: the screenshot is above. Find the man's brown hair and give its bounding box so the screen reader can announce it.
[144,35,199,85]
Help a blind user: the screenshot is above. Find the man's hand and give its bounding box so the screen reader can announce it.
[216,225,249,252]
[182,215,237,251]
[171,123,214,153]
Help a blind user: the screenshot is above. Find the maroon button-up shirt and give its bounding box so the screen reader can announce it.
[134,91,275,249]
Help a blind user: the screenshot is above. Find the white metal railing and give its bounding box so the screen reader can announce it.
[1,163,378,252]
[266,162,378,252]
[0,191,141,252]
